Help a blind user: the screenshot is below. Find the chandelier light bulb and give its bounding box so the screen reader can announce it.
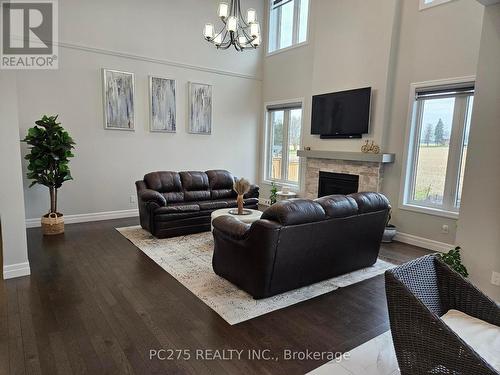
[250,22,260,37]
[247,8,256,24]
[214,33,223,46]
[218,2,229,19]
[227,16,238,32]
[238,36,247,46]
[204,23,214,39]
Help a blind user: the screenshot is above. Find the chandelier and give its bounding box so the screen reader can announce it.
[203,1,261,51]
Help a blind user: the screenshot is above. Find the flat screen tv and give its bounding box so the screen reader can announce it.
[311,87,371,139]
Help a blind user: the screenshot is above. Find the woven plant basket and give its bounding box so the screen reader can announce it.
[41,213,64,235]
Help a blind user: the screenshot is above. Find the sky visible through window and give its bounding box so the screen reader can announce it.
[419,98,454,145]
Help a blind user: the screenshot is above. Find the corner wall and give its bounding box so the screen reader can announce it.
[0,73,30,279]
[456,3,500,301]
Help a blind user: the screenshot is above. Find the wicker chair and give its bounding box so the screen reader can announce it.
[385,255,500,375]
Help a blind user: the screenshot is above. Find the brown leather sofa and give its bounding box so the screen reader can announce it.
[212,192,390,299]
[136,170,259,238]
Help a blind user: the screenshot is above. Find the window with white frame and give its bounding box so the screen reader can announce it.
[266,102,303,186]
[402,82,474,216]
[268,0,309,54]
[419,0,454,11]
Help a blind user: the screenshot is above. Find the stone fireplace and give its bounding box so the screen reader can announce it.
[297,150,395,199]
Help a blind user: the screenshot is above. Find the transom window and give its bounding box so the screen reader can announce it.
[268,0,309,54]
[402,82,474,217]
[419,0,454,11]
[266,102,302,186]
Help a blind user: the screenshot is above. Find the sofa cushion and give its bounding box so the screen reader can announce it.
[261,199,326,226]
[198,201,228,211]
[206,170,234,189]
[180,171,211,201]
[349,192,390,214]
[154,204,200,214]
[315,195,358,218]
[154,210,211,222]
[206,170,237,199]
[441,309,500,372]
[144,171,182,193]
[211,189,236,200]
[162,191,185,203]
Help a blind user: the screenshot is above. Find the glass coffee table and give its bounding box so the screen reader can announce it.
[210,208,262,231]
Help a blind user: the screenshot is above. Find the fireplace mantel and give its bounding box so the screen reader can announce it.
[297,150,395,164]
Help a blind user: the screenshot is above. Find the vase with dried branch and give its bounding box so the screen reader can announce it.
[233,178,250,215]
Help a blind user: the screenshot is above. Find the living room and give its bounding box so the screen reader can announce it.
[0,0,499,374]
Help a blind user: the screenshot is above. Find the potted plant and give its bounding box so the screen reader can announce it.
[270,182,278,205]
[437,246,469,277]
[382,208,397,243]
[22,115,75,235]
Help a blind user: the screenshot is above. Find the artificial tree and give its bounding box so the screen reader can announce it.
[23,115,75,216]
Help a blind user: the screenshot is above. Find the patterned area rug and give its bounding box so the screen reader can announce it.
[117,226,396,325]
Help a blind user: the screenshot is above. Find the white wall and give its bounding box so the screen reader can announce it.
[0,73,31,279]
[17,0,264,220]
[456,3,500,301]
[260,4,315,198]
[307,0,399,153]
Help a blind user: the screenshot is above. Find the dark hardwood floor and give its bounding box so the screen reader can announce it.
[0,218,433,375]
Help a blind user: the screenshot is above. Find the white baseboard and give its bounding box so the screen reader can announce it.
[394,232,454,253]
[26,209,139,228]
[3,262,31,279]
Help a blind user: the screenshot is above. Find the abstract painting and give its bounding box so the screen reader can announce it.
[102,69,135,130]
[149,76,176,132]
[188,82,212,134]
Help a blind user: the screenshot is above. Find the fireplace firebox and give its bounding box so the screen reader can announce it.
[318,171,359,197]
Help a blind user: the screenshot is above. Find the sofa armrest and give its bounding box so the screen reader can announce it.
[212,216,251,240]
[244,184,259,199]
[139,189,166,207]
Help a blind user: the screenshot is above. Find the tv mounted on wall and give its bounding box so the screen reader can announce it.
[311,87,372,139]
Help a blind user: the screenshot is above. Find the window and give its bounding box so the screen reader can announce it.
[419,0,454,11]
[268,0,309,54]
[402,82,474,217]
[266,102,303,186]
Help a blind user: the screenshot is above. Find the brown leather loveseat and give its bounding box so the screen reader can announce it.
[136,170,259,238]
[212,192,390,299]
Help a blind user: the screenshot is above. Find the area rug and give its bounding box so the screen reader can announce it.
[117,226,396,325]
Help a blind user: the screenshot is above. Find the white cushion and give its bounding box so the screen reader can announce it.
[441,309,500,371]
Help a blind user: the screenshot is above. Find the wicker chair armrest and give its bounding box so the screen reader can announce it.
[435,258,500,326]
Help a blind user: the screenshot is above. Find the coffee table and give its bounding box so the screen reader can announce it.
[211,208,262,231]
